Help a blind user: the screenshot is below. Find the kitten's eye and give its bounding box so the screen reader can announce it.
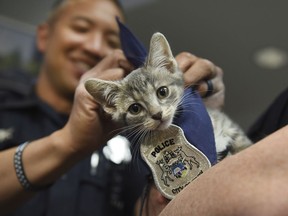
[157,86,169,99]
[128,103,142,115]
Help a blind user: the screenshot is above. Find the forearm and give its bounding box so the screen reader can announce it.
[0,129,83,213]
[159,125,288,216]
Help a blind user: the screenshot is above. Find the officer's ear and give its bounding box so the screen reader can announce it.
[36,23,50,54]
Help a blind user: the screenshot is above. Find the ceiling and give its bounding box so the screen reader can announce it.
[0,0,287,131]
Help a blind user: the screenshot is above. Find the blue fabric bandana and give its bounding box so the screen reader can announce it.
[116,18,217,165]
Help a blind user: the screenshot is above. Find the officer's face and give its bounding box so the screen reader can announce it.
[37,0,123,99]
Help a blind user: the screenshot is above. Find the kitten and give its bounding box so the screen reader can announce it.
[85,32,251,161]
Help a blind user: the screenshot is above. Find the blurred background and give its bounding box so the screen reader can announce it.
[0,0,287,131]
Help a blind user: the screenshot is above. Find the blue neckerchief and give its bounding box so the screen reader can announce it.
[116,18,217,166]
[116,17,147,68]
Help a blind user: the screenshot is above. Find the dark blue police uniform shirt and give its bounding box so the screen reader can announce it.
[0,74,145,216]
[248,87,288,142]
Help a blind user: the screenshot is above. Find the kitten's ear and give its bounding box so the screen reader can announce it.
[146,32,177,71]
[84,78,120,114]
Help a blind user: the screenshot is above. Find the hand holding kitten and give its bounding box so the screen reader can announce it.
[61,50,134,156]
[175,52,225,109]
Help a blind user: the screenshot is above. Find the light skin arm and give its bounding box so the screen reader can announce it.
[159,125,288,216]
[0,50,133,214]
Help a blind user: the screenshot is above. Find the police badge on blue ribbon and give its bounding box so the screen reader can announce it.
[116,17,216,199]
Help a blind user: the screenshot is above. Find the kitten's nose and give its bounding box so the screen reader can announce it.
[152,112,162,120]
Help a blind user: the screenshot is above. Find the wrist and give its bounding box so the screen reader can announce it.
[18,131,85,187]
[14,142,53,191]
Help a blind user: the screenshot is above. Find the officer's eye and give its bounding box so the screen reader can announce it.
[157,86,169,99]
[71,19,91,34]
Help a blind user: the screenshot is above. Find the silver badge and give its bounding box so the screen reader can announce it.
[140,124,211,199]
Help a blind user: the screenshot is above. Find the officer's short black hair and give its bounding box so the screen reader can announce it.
[47,0,124,24]
[51,0,123,10]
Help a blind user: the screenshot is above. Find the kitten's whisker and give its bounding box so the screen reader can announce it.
[124,125,143,138]
[108,123,142,137]
[129,129,148,168]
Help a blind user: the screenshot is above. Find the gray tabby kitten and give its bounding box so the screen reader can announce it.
[85,32,251,161]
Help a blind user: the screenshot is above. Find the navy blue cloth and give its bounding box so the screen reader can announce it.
[117,18,217,165]
[173,88,217,164]
[116,17,147,68]
[248,87,288,142]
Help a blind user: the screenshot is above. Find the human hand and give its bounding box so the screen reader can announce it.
[59,50,134,156]
[175,52,225,109]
